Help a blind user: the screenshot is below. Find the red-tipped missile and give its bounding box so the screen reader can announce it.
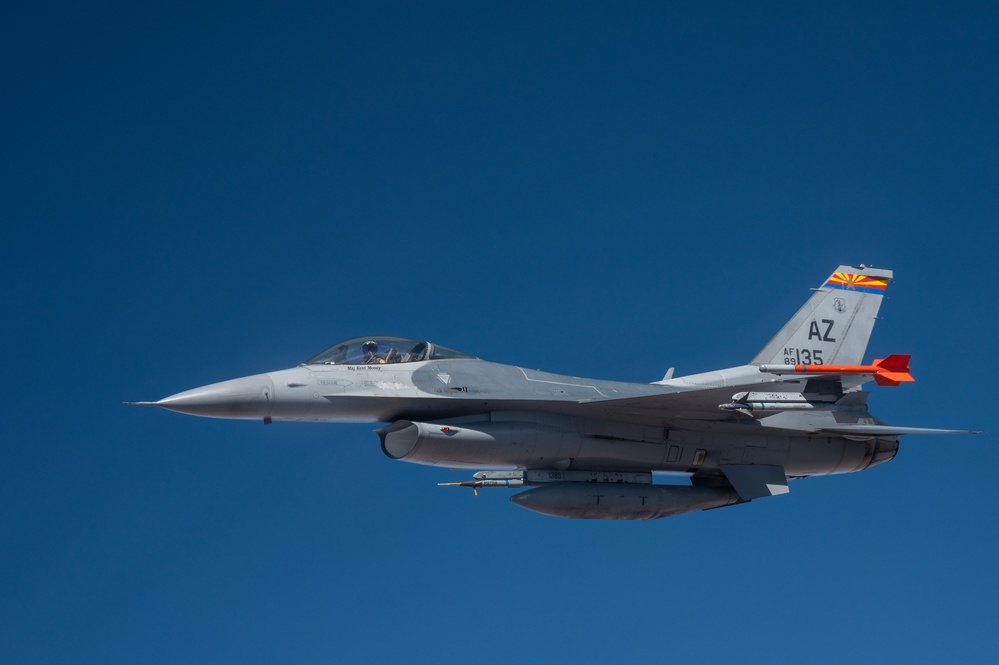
[758,354,914,387]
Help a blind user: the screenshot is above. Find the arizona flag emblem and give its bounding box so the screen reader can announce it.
[824,272,889,294]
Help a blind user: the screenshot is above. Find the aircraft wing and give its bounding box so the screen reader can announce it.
[572,385,980,435]
[573,384,768,423]
[570,358,919,425]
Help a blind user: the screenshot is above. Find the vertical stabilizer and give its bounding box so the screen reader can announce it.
[751,265,892,367]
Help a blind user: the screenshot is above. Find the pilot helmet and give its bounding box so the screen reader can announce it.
[362,340,378,353]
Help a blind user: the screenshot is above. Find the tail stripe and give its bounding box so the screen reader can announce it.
[824,272,889,294]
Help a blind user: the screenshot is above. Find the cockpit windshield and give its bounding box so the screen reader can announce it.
[303,336,476,365]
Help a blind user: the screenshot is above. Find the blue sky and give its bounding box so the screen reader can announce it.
[3,2,997,662]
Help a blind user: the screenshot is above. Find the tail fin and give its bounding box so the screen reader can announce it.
[751,265,892,367]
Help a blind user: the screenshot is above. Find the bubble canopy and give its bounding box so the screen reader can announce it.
[303,336,476,365]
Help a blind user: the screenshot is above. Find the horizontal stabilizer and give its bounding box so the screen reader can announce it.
[817,425,981,436]
[719,464,789,500]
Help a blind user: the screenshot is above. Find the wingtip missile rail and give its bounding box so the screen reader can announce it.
[758,354,914,387]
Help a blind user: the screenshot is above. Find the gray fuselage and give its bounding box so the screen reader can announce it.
[154,356,898,481]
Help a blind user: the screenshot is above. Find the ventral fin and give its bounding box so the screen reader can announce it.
[719,464,789,501]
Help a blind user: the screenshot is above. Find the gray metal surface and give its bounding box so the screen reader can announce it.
[130,265,978,520]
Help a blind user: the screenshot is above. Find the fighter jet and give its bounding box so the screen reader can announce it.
[130,265,976,520]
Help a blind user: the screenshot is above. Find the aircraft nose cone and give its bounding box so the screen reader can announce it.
[155,373,275,419]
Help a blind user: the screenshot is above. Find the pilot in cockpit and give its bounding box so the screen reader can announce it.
[362,340,385,364]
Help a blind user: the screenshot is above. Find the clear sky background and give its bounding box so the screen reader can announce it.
[3,2,997,663]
